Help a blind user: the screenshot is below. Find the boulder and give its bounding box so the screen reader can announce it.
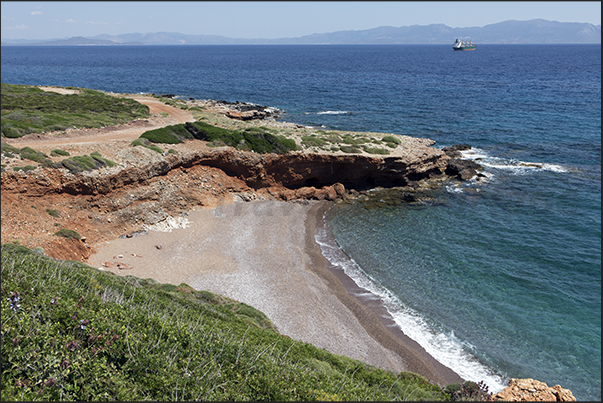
[445,158,483,180]
[489,378,576,401]
[442,144,472,158]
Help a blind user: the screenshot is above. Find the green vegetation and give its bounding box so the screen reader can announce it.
[53,229,81,240]
[131,138,164,154]
[298,132,403,155]
[140,121,297,154]
[301,135,329,148]
[12,165,37,172]
[0,244,466,401]
[362,146,390,155]
[46,209,61,218]
[1,84,150,138]
[50,149,70,157]
[1,142,20,158]
[53,152,116,174]
[382,135,402,145]
[340,145,362,154]
[382,135,402,149]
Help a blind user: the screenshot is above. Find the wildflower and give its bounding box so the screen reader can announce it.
[7,291,21,311]
[80,319,90,330]
[50,297,59,305]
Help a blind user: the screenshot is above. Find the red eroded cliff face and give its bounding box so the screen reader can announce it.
[0,146,452,261]
[1,146,451,197]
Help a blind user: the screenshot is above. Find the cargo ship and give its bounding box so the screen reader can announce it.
[453,38,476,51]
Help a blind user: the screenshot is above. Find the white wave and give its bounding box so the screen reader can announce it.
[315,219,507,393]
[445,183,466,194]
[316,110,351,115]
[459,148,569,175]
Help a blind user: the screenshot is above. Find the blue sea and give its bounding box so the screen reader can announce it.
[1,44,600,400]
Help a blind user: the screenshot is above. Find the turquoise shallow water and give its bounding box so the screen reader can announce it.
[2,43,600,400]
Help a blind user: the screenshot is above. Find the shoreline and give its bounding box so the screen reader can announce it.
[88,199,463,387]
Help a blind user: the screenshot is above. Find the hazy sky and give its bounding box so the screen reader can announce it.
[2,1,601,40]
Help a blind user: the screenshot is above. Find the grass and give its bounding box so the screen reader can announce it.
[0,244,469,401]
[1,84,150,138]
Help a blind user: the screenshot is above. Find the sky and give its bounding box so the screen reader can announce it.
[2,1,601,41]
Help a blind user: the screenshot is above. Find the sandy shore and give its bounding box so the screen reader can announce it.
[89,199,462,386]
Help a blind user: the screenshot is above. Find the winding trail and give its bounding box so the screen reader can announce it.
[3,91,195,149]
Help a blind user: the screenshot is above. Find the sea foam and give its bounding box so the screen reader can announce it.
[459,148,569,175]
[315,216,507,394]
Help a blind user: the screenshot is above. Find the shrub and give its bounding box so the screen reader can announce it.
[147,145,164,153]
[185,121,242,144]
[301,135,329,147]
[1,143,20,156]
[444,381,491,401]
[54,228,81,239]
[240,130,297,153]
[130,138,151,147]
[19,147,49,163]
[13,165,37,172]
[342,134,367,145]
[46,209,61,217]
[382,135,402,144]
[1,127,23,138]
[50,148,70,157]
[131,138,164,153]
[140,121,297,154]
[54,153,116,173]
[340,145,362,153]
[140,125,192,144]
[363,146,390,155]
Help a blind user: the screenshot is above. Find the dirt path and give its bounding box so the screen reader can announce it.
[2,94,195,149]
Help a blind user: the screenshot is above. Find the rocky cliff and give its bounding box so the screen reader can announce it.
[489,378,576,401]
[1,143,461,261]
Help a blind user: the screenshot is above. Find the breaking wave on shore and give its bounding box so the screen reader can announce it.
[314,214,507,393]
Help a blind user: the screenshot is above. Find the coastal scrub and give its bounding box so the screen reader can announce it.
[1,244,452,401]
[0,84,150,138]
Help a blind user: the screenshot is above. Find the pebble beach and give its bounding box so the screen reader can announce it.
[89,199,463,386]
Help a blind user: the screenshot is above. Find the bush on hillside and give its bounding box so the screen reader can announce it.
[138,121,297,154]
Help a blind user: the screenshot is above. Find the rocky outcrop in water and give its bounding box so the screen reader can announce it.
[211,100,280,120]
[489,378,576,401]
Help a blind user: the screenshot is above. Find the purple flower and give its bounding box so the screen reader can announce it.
[80,319,90,330]
[50,297,58,305]
[7,291,20,312]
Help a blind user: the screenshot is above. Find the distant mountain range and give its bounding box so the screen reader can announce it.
[2,19,600,46]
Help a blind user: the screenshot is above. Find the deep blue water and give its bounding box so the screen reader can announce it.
[2,44,600,400]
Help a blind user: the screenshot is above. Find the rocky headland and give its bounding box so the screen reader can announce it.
[1,90,483,262]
